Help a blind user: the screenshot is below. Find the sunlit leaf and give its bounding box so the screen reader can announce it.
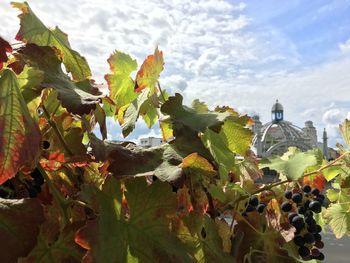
[161,93,231,132]
[18,44,102,115]
[0,69,41,183]
[121,88,149,137]
[340,119,350,148]
[105,51,138,109]
[260,147,318,181]
[135,47,164,94]
[323,165,341,181]
[324,203,350,238]
[12,2,91,81]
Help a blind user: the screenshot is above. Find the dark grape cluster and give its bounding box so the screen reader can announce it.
[0,168,44,199]
[281,185,326,261]
[242,195,267,216]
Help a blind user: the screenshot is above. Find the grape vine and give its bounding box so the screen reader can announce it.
[1,2,350,263]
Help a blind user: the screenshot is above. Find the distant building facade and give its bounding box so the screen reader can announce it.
[252,100,335,160]
[139,137,163,148]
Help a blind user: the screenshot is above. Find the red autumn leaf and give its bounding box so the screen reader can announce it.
[40,151,65,171]
[0,37,12,70]
[0,69,42,184]
[303,173,326,191]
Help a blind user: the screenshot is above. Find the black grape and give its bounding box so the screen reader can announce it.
[245,204,255,212]
[311,188,320,196]
[293,235,305,246]
[302,184,311,193]
[256,203,266,213]
[311,248,320,257]
[315,252,325,261]
[314,233,322,242]
[291,216,305,230]
[281,201,292,212]
[292,193,303,203]
[298,206,306,215]
[315,225,322,233]
[316,194,325,201]
[307,224,317,234]
[303,232,315,244]
[288,212,298,222]
[305,216,316,225]
[309,201,322,213]
[304,200,311,209]
[298,246,310,258]
[249,195,259,207]
[284,190,293,199]
[315,240,324,249]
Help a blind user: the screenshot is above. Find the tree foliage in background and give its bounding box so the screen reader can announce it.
[1,2,350,263]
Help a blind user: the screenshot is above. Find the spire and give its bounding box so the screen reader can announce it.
[323,128,329,160]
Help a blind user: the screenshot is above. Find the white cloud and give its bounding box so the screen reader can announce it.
[2,0,350,147]
[322,109,345,125]
[339,38,350,54]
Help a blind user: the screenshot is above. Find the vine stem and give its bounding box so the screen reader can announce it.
[157,81,166,103]
[41,105,73,156]
[252,151,350,196]
[37,164,70,225]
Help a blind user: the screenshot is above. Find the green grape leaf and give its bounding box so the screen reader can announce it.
[161,93,231,132]
[323,165,341,181]
[93,104,107,140]
[324,203,350,238]
[75,176,194,263]
[201,128,235,179]
[235,211,295,263]
[182,213,234,263]
[105,51,138,109]
[89,133,183,182]
[220,119,253,156]
[19,44,103,115]
[17,65,44,102]
[139,93,160,129]
[259,147,318,181]
[191,99,209,113]
[12,2,91,81]
[23,222,85,263]
[340,119,350,149]
[160,117,174,142]
[135,47,164,94]
[0,69,41,183]
[0,198,44,263]
[121,88,149,137]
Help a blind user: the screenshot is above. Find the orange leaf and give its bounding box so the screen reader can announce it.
[135,47,164,93]
[303,173,326,191]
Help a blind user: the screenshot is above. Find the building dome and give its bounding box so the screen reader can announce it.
[271,100,284,112]
[252,100,315,157]
[252,121,313,157]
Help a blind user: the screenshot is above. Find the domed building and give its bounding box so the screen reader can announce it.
[252,100,329,159]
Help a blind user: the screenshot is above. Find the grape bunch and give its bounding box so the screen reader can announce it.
[281,185,326,261]
[0,168,44,199]
[242,195,267,216]
[26,168,45,198]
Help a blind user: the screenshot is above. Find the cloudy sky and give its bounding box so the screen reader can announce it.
[2,0,350,146]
